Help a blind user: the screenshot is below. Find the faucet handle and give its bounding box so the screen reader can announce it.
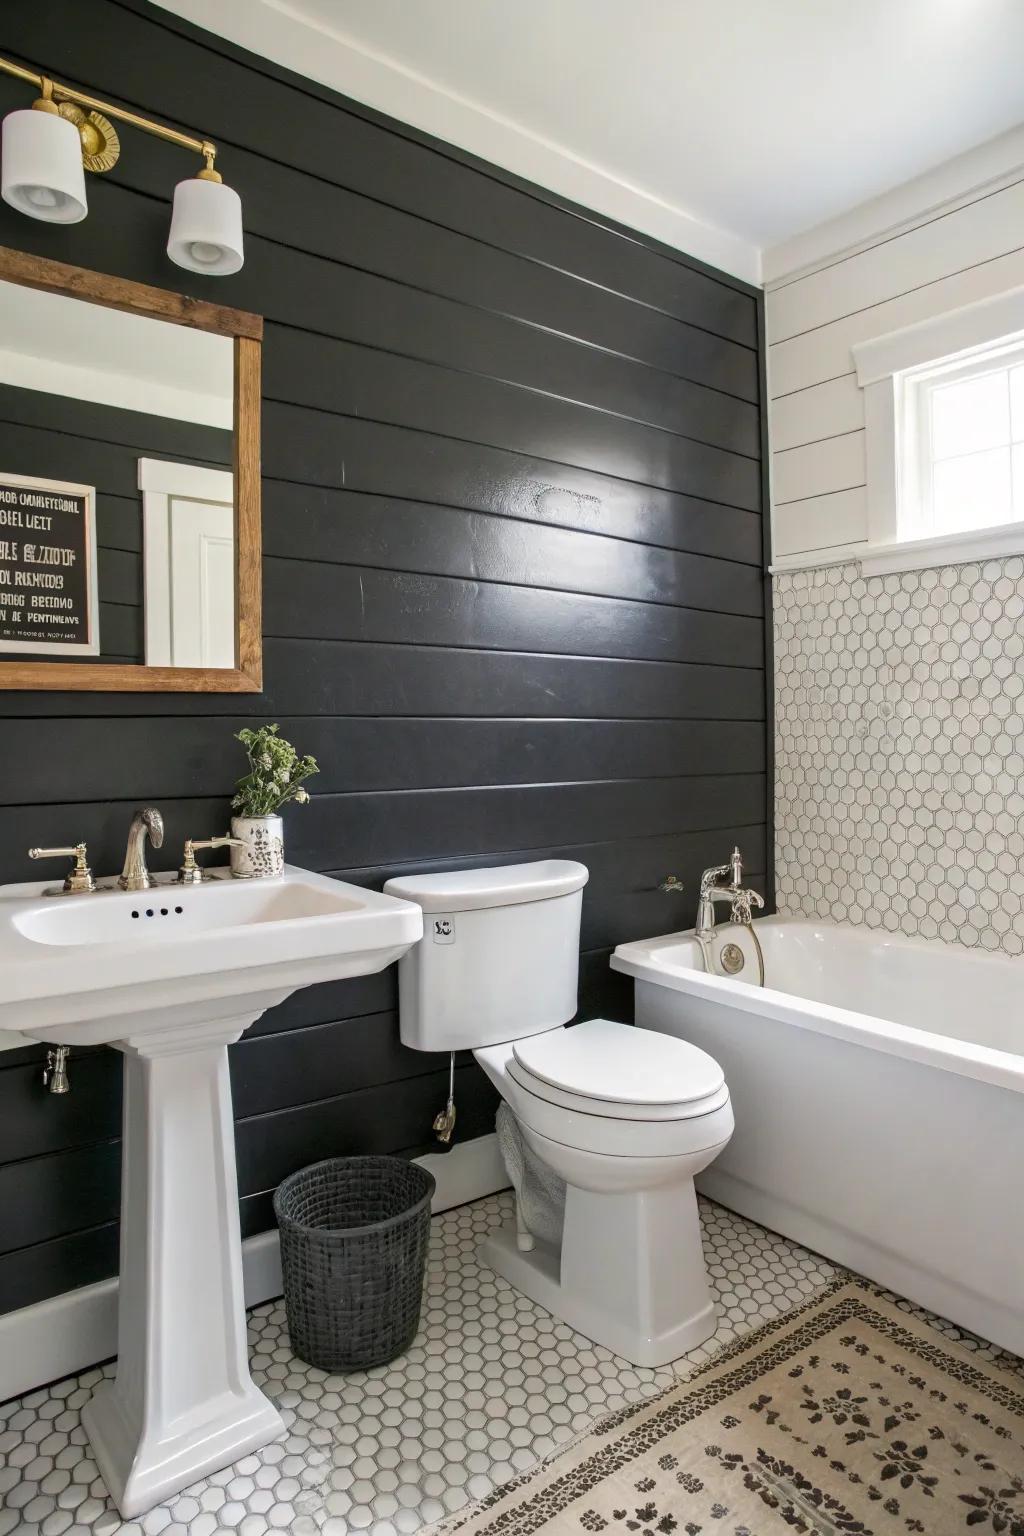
[729,887,765,924]
[659,874,684,893]
[42,1046,70,1093]
[177,835,244,884]
[28,842,95,894]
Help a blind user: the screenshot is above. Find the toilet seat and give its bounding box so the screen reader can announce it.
[509,1018,726,1122]
[475,1031,733,1160]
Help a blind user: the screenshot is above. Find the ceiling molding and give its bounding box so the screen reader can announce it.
[763,124,1024,288]
[150,0,761,284]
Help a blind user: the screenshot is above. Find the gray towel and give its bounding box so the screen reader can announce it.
[496,1101,566,1248]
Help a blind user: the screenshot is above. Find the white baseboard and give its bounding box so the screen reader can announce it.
[415,1130,509,1215]
[0,1133,509,1406]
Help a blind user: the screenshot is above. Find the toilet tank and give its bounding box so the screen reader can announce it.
[383,860,589,1052]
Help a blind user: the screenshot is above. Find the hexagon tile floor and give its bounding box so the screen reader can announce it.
[0,1189,1004,1536]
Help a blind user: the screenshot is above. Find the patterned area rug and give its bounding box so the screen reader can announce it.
[437,1279,1024,1536]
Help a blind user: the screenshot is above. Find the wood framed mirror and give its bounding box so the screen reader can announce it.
[0,247,261,692]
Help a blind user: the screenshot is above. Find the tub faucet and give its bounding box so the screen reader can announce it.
[119,807,164,891]
[696,847,764,939]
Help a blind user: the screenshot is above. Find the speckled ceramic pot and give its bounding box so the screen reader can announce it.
[229,814,284,879]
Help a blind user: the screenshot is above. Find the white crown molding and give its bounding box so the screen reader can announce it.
[0,1133,509,1405]
[150,0,760,285]
[763,124,1024,288]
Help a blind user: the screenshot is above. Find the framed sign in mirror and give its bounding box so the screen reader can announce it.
[0,246,262,692]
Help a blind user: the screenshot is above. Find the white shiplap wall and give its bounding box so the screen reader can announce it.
[766,176,1024,561]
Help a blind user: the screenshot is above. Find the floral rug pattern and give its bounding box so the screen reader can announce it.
[438,1280,1024,1536]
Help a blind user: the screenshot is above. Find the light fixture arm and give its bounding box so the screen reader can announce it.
[0,54,217,172]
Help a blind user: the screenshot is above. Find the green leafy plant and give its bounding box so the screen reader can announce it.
[231,724,318,818]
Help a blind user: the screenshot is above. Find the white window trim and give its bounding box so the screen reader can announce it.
[768,521,1024,578]
[826,283,1024,576]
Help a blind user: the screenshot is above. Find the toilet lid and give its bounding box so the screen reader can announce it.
[512,1018,724,1109]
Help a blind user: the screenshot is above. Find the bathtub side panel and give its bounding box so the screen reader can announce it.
[635,979,1024,1356]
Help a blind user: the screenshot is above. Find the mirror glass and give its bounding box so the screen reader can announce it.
[0,278,235,667]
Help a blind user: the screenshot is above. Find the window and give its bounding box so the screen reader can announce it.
[900,340,1024,541]
[850,286,1024,575]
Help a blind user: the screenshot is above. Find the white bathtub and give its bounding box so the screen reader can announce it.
[611,916,1024,1356]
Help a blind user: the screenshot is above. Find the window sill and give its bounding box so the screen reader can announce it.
[770,521,1024,578]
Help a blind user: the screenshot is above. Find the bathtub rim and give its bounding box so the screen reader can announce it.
[611,916,1024,1097]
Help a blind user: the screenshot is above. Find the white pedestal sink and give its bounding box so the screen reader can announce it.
[0,866,422,1517]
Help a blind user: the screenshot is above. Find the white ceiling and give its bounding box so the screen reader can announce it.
[157,0,1024,282]
[0,280,233,428]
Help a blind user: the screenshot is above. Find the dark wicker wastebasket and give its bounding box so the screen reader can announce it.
[274,1155,436,1371]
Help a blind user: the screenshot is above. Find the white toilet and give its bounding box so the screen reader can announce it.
[384,859,734,1366]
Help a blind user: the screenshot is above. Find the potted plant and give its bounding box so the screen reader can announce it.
[230,724,318,878]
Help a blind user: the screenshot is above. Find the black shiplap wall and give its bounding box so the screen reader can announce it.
[0,0,771,1315]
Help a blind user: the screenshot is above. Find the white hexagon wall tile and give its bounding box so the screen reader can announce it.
[773,557,1024,953]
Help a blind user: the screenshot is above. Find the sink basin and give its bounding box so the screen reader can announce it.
[13,875,362,944]
[0,865,421,1043]
[0,864,422,1517]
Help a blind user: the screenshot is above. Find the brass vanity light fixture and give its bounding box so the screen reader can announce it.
[0,55,244,273]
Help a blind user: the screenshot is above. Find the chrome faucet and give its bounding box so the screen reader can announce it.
[119,807,164,891]
[696,846,764,939]
[43,1046,70,1094]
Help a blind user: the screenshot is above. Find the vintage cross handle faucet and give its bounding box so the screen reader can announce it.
[696,846,764,939]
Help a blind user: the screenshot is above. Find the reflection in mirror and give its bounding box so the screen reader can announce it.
[140,459,234,667]
[0,277,235,667]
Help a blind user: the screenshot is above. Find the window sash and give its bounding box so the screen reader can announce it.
[900,339,1024,542]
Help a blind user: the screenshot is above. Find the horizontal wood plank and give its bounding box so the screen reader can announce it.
[767,181,1024,344]
[0,639,766,719]
[263,336,761,507]
[772,431,866,506]
[263,560,763,658]
[263,322,760,464]
[0,1223,120,1317]
[772,487,868,557]
[768,373,863,454]
[262,480,763,574]
[235,1064,500,1197]
[0,774,765,884]
[0,717,767,806]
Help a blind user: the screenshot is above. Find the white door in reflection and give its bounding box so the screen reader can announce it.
[169,496,235,667]
[140,458,235,668]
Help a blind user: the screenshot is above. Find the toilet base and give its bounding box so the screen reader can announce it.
[479,1178,717,1367]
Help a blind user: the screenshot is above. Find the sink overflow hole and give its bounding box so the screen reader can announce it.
[130,907,185,920]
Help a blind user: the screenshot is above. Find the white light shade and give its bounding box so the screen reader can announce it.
[167,175,244,276]
[1,107,87,223]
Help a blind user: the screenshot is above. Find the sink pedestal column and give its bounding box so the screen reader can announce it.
[83,1015,285,1518]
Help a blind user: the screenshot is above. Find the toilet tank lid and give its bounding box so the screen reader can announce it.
[383,859,589,913]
